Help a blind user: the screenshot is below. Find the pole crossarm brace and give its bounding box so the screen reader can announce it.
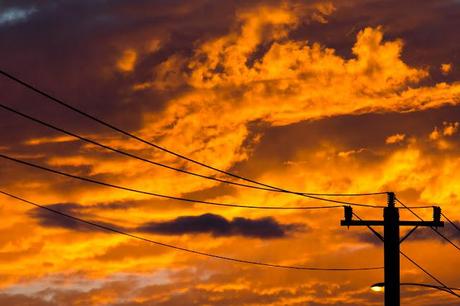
[340,192,445,306]
[399,226,418,244]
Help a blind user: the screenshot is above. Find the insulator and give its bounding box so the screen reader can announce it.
[344,206,353,222]
[433,206,441,223]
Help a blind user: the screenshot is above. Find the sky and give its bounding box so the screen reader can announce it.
[0,0,459,305]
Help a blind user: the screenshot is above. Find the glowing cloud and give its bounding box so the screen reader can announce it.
[116,49,137,72]
[138,5,460,175]
[386,133,406,144]
[441,63,452,75]
[442,121,459,136]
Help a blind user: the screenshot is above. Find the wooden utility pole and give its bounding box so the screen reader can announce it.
[341,192,444,306]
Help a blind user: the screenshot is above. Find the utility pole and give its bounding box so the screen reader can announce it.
[341,192,444,306]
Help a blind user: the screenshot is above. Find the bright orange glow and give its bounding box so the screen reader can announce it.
[0,1,460,305]
[116,49,137,72]
[371,285,384,293]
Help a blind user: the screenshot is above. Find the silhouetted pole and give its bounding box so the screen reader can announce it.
[384,192,399,306]
[340,192,443,306]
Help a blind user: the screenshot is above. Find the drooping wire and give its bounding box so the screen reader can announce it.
[398,205,436,209]
[0,153,355,210]
[400,251,460,298]
[0,189,383,271]
[0,103,285,193]
[0,102,387,205]
[352,212,384,241]
[0,105,437,210]
[395,197,460,252]
[0,69,388,199]
[352,211,459,298]
[442,212,460,232]
[0,153,385,209]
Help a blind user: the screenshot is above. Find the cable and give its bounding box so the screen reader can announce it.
[0,103,323,195]
[393,200,443,210]
[399,205,436,209]
[400,251,460,298]
[0,103,282,192]
[0,189,383,271]
[0,154,384,210]
[352,212,384,242]
[352,211,459,298]
[395,197,460,252]
[0,153,350,210]
[0,69,387,199]
[0,103,387,207]
[442,213,460,232]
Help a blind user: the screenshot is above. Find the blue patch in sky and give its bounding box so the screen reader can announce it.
[0,7,37,25]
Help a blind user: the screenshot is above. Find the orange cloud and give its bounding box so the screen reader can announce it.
[386,133,405,144]
[442,121,459,136]
[24,135,76,146]
[429,127,441,140]
[136,7,460,182]
[2,3,460,305]
[116,49,137,72]
[441,63,452,75]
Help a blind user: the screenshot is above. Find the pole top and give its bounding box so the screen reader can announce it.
[387,192,395,208]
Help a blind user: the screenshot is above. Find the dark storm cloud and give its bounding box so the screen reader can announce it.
[137,213,300,238]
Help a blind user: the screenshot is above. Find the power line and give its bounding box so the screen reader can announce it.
[0,189,383,272]
[0,152,384,209]
[398,205,435,209]
[395,197,460,252]
[0,152,351,210]
[442,212,460,232]
[400,251,460,298]
[0,102,386,207]
[352,211,384,241]
[0,104,437,210]
[352,211,459,298]
[0,69,387,199]
[0,103,283,193]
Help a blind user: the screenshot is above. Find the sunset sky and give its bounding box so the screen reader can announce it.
[0,0,460,305]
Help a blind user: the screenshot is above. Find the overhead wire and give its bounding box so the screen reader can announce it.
[442,212,460,232]
[395,197,460,252]
[400,251,460,298]
[0,103,285,193]
[0,189,383,272]
[0,103,435,210]
[398,205,436,209]
[352,211,459,298]
[0,102,383,209]
[0,152,350,210]
[352,211,384,241]
[0,154,381,210]
[2,66,459,300]
[0,69,388,200]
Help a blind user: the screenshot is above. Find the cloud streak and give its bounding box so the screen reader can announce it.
[29,204,300,239]
[138,213,300,238]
